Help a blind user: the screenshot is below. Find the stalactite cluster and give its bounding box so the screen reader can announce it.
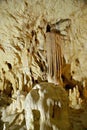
[46,32,63,84]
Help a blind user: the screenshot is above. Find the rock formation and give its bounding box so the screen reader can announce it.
[0,0,87,130]
[0,0,87,93]
[24,83,70,130]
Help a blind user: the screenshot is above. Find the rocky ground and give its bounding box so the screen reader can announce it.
[0,86,87,130]
[69,106,87,130]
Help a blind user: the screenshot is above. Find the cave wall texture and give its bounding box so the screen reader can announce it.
[0,0,87,92]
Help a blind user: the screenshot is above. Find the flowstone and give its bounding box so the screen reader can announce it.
[24,82,71,130]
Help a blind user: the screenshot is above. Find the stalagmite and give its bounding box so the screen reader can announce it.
[24,83,70,130]
[69,85,82,109]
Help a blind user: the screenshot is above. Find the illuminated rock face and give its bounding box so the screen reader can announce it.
[24,83,70,130]
[0,0,87,92]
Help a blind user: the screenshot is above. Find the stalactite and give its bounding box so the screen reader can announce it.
[46,32,63,85]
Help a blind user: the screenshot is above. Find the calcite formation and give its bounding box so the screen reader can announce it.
[0,0,87,130]
[0,0,87,93]
[1,83,70,130]
[1,90,25,125]
[24,82,70,130]
[69,85,82,109]
[46,32,63,84]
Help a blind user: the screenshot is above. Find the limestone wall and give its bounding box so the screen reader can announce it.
[0,0,87,92]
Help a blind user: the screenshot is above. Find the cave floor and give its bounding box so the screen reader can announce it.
[0,93,87,130]
[69,101,87,130]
